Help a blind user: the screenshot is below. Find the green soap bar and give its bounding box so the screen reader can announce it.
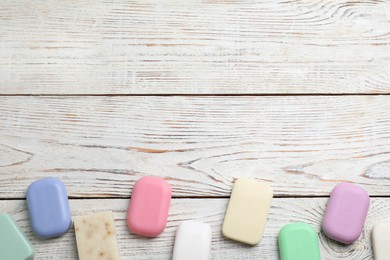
[0,213,35,260]
[278,223,321,260]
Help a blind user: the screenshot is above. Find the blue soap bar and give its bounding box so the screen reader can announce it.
[27,177,71,238]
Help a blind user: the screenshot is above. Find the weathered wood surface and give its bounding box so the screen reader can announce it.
[1,96,390,198]
[1,0,390,94]
[1,0,389,258]
[0,198,386,260]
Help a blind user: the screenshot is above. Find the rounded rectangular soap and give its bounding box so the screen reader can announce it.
[322,182,370,244]
[222,178,273,245]
[26,177,71,238]
[172,221,212,260]
[127,176,172,237]
[372,222,390,260]
[278,223,321,260]
[0,214,35,260]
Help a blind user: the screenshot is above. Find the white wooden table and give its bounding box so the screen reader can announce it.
[1,1,390,259]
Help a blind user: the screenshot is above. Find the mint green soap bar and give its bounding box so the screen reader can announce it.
[278,223,320,260]
[0,214,35,260]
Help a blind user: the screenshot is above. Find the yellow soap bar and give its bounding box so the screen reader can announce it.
[222,178,273,245]
[74,211,120,260]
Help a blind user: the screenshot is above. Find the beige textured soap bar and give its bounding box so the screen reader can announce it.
[372,222,390,260]
[222,178,273,245]
[74,211,120,260]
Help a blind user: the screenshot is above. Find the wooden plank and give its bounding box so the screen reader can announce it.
[0,198,385,259]
[1,0,390,94]
[1,96,390,198]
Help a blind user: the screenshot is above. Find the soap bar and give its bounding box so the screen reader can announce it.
[278,223,321,260]
[322,182,370,244]
[74,211,120,260]
[172,221,212,260]
[372,222,390,260]
[222,178,273,245]
[0,214,35,260]
[27,177,71,238]
[127,176,172,237]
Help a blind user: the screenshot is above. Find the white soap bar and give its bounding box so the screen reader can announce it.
[172,221,212,260]
[372,222,390,260]
[74,211,120,260]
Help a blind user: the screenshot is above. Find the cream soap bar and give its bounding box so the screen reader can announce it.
[74,211,120,260]
[222,178,273,245]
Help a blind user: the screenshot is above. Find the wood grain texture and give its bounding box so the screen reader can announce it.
[1,1,388,259]
[1,198,387,259]
[1,96,390,198]
[1,0,390,94]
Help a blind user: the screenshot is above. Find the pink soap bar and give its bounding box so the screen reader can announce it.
[127,176,172,237]
[322,182,370,244]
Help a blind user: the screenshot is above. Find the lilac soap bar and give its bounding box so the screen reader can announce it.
[27,177,71,238]
[322,182,370,244]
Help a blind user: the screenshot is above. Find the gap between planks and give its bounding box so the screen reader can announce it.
[1,195,389,201]
[0,93,390,97]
